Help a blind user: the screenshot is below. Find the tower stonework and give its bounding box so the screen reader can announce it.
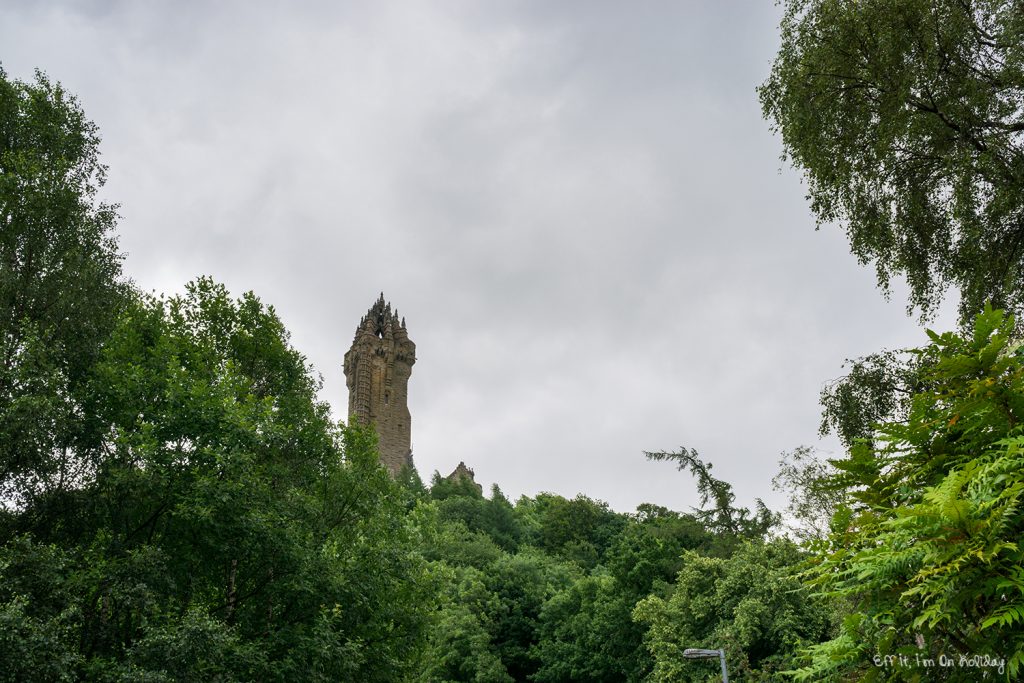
[343,294,416,475]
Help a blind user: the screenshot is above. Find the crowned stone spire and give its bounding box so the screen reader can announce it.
[343,295,416,475]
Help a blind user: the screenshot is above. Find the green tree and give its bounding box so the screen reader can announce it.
[605,506,708,596]
[760,0,1024,320]
[396,462,428,507]
[0,539,82,682]
[761,7,1024,674]
[818,350,925,451]
[417,562,513,683]
[482,485,523,553]
[645,449,778,546]
[530,511,701,683]
[795,307,1024,680]
[532,493,626,569]
[635,540,834,683]
[533,573,648,683]
[429,481,525,554]
[482,550,579,681]
[1,280,435,681]
[0,68,128,507]
[771,446,844,543]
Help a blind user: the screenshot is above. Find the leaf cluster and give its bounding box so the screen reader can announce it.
[796,306,1024,680]
[761,0,1024,321]
[645,448,779,543]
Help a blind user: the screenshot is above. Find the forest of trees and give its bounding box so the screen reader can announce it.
[2,0,1023,680]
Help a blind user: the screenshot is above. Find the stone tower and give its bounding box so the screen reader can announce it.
[344,294,416,475]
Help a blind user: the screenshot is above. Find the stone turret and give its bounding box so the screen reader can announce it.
[343,294,416,475]
[447,461,482,495]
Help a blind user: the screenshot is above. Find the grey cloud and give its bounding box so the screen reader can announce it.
[1,1,954,513]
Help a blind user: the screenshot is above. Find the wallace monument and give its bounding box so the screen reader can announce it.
[343,294,416,475]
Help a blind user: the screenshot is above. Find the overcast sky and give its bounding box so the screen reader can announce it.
[3,1,956,513]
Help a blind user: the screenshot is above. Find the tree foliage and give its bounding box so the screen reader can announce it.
[532,493,625,569]
[532,507,712,683]
[770,447,843,543]
[417,562,514,683]
[760,0,1024,320]
[533,573,645,683]
[636,539,834,683]
[818,350,924,451]
[0,68,128,507]
[796,307,1024,680]
[763,7,1024,676]
[645,448,779,543]
[0,281,435,681]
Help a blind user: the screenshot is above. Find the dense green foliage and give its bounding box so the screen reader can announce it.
[760,0,1024,321]
[794,308,1024,681]
[0,278,435,681]
[763,3,1024,680]
[412,472,828,682]
[0,67,128,509]
[637,540,834,682]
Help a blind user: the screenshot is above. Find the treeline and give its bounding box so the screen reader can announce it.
[402,463,832,682]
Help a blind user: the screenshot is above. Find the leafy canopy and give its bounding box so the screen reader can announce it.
[0,68,128,506]
[795,306,1024,680]
[636,539,834,683]
[0,280,435,682]
[760,0,1024,320]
